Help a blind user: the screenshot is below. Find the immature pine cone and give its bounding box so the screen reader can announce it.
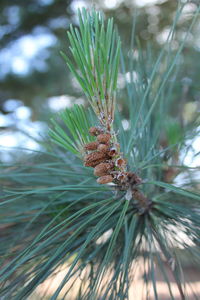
[84,141,99,151]
[97,143,110,153]
[97,133,111,144]
[97,175,113,184]
[115,157,126,167]
[108,146,118,157]
[89,127,103,136]
[84,151,108,167]
[94,162,114,177]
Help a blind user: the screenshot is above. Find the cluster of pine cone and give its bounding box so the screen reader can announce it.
[83,126,142,188]
[83,127,150,212]
[83,126,127,184]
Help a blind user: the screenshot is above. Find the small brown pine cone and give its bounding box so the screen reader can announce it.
[84,141,99,151]
[84,151,108,167]
[89,127,103,136]
[94,162,114,177]
[97,143,110,153]
[97,175,113,184]
[108,147,118,157]
[115,157,126,168]
[97,133,111,144]
[84,158,107,168]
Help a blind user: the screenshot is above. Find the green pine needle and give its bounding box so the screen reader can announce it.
[62,8,121,129]
[49,104,94,157]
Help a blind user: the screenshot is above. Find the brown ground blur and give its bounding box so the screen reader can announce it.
[29,261,200,300]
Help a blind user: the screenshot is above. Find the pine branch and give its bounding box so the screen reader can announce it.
[1,5,200,300]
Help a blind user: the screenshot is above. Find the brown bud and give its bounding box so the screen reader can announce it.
[97,133,111,144]
[97,143,110,153]
[97,175,113,184]
[115,157,126,167]
[84,141,99,151]
[127,172,142,185]
[94,162,114,177]
[84,151,108,167]
[132,189,149,208]
[108,147,118,157]
[89,127,103,136]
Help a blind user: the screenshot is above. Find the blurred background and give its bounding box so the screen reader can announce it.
[0,0,199,167]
